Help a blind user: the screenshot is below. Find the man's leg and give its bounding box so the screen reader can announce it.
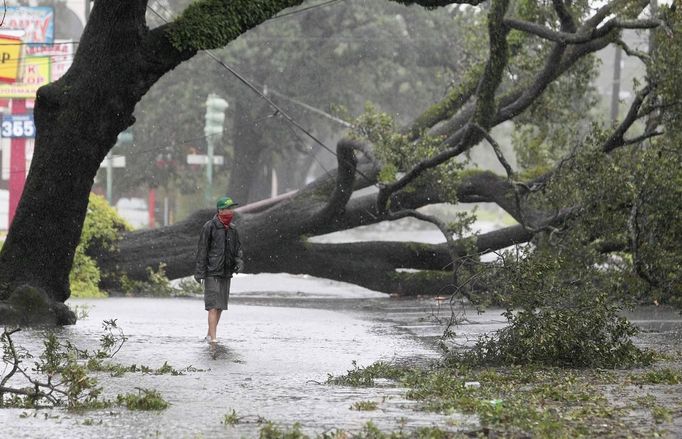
[213,277,228,336]
[207,309,220,341]
[206,309,222,342]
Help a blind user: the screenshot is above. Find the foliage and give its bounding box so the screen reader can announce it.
[1,320,126,408]
[176,276,204,296]
[326,361,406,387]
[0,320,185,411]
[86,358,202,377]
[120,262,175,297]
[352,104,466,199]
[222,408,240,426]
[460,293,653,368]
[70,194,132,298]
[527,124,682,307]
[461,242,654,368]
[629,368,682,385]
[624,141,682,307]
[350,400,379,411]
[259,421,307,439]
[327,360,679,438]
[115,388,169,411]
[453,96,682,365]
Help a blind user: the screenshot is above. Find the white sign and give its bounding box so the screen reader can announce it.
[100,156,126,167]
[187,154,224,165]
[1,115,35,138]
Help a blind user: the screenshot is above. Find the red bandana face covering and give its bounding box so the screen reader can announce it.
[218,211,233,227]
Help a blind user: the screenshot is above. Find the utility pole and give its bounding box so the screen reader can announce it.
[102,128,132,204]
[610,45,622,124]
[203,93,228,205]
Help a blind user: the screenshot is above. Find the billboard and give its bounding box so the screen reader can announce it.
[0,56,51,98]
[0,35,23,83]
[4,7,55,44]
[25,40,74,81]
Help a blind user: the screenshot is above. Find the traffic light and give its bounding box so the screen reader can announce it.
[204,93,229,141]
[116,128,133,147]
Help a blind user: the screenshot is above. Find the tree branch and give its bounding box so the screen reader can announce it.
[376,0,511,213]
[603,84,653,153]
[622,130,664,146]
[472,123,515,180]
[504,17,660,45]
[316,139,359,221]
[428,0,652,148]
[0,328,21,391]
[615,38,651,63]
[552,0,577,32]
[404,64,483,141]
[391,0,487,6]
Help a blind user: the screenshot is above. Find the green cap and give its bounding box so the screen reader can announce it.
[216,196,239,210]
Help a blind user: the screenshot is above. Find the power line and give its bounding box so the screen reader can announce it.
[268,0,344,21]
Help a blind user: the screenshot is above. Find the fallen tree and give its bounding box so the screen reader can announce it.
[98,0,670,299]
[98,155,535,295]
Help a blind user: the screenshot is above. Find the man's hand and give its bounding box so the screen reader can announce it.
[194,275,203,285]
[235,260,244,274]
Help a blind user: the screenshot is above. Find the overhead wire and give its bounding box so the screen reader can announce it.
[267,0,344,21]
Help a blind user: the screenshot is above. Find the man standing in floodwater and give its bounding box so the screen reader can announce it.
[195,196,244,343]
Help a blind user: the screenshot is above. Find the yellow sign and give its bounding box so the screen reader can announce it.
[0,35,22,83]
[0,56,51,98]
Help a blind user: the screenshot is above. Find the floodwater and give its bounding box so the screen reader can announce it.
[2,273,681,438]
[0,280,486,439]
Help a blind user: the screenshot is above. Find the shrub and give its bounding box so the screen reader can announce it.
[120,263,175,296]
[70,194,132,298]
[461,293,653,368]
[452,245,654,369]
[116,388,169,410]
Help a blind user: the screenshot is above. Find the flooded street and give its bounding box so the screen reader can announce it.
[2,273,681,438]
[0,281,484,438]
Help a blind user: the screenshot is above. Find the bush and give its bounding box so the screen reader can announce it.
[120,263,175,297]
[116,388,169,410]
[70,194,132,298]
[461,293,653,368]
[452,245,654,369]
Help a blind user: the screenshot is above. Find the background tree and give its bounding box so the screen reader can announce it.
[112,0,489,213]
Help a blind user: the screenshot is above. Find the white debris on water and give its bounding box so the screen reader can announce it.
[172,273,386,299]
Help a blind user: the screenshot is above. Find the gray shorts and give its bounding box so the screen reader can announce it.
[204,276,231,310]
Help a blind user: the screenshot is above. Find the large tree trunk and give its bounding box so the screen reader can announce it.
[0,1,160,321]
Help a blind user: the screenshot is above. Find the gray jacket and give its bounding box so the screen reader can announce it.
[194,216,244,279]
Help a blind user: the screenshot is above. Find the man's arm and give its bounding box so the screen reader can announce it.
[234,229,244,273]
[195,222,210,281]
